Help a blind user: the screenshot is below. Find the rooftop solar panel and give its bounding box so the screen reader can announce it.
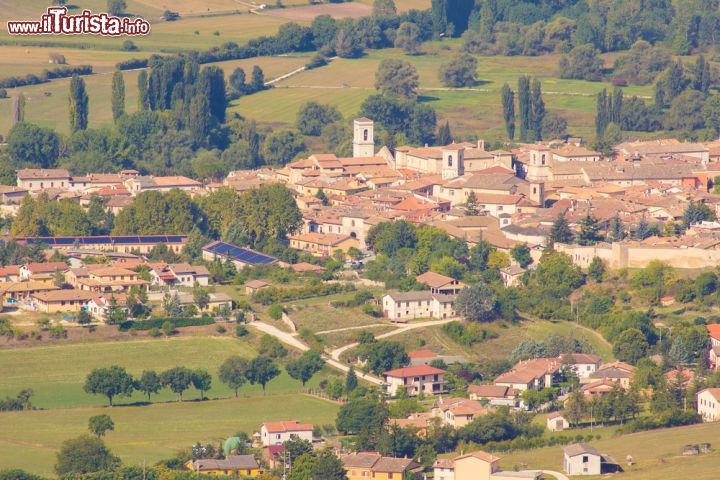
[204,241,277,265]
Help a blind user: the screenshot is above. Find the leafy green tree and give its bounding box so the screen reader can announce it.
[198,66,227,123]
[218,356,249,397]
[608,214,625,241]
[310,448,347,480]
[69,75,89,132]
[439,53,477,87]
[541,111,567,140]
[366,220,417,255]
[286,349,325,386]
[559,44,604,81]
[137,70,149,110]
[137,370,161,402]
[664,90,706,131]
[84,366,135,407]
[55,435,120,475]
[246,355,280,395]
[336,398,388,434]
[587,256,605,283]
[7,122,60,168]
[296,102,342,136]
[454,281,498,322]
[395,22,421,55]
[436,120,452,145]
[107,0,127,16]
[682,201,716,229]
[375,59,419,99]
[613,328,649,364]
[373,0,397,17]
[191,369,212,400]
[357,341,409,375]
[160,367,194,402]
[510,243,532,268]
[88,414,114,438]
[549,213,573,244]
[193,287,210,311]
[501,83,515,139]
[111,71,125,122]
[465,191,480,216]
[283,436,314,464]
[264,130,306,166]
[250,66,265,92]
[664,60,688,100]
[188,93,213,148]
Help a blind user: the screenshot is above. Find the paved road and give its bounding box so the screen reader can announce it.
[315,324,388,335]
[537,470,569,480]
[329,317,458,361]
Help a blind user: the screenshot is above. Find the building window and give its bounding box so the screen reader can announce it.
[448,155,453,167]
[363,129,368,141]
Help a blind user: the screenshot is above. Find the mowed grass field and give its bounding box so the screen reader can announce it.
[0,394,339,477]
[500,422,720,480]
[233,46,656,140]
[0,55,308,136]
[0,336,339,408]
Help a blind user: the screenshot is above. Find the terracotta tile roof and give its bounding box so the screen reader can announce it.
[407,349,437,359]
[384,365,446,378]
[17,168,70,179]
[467,384,514,398]
[454,450,500,464]
[262,421,312,433]
[701,387,720,401]
[32,289,95,302]
[707,324,720,341]
[25,262,68,273]
[415,271,456,288]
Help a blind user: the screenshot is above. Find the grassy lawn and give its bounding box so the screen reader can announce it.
[499,422,720,479]
[287,291,387,333]
[318,325,397,348]
[0,394,339,477]
[0,336,338,409]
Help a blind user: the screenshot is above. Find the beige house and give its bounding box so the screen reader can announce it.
[415,271,464,295]
[16,168,72,192]
[437,450,540,480]
[260,421,313,447]
[289,232,360,257]
[31,289,95,313]
[467,385,518,407]
[384,365,447,397]
[546,412,570,431]
[697,388,720,422]
[431,397,489,428]
[382,291,456,321]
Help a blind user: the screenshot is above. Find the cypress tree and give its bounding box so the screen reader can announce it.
[198,66,226,123]
[11,93,25,126]
[612,88,623,124]
[518,76,531,142]
[111,71,125,122]
[69,75,89,132]
[137,70,149,110]
[501,83,515,140]
[654,81,665,108]
[436,121,452,145]
[595,88,608,138]
[531,78,544,141]
[665,60,686,100]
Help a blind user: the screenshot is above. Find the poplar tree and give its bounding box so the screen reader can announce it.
[595,88,608,138]
[518,76,531,142]
[612,88,623,124]
[501,83,515,140]
[111,71,125,122]
[198,66,226,123]
[137,70,149,110]
[69,75,89,132]
[531,78,545,141]
[11,93,25,126]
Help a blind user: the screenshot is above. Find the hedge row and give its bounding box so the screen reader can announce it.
[118,316,214,331]
[0,65,93,89]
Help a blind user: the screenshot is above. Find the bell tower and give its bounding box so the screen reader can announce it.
[441,146,464,179]
[353,117,374,157]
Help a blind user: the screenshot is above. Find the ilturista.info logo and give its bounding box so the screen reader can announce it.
[7,7,151,36]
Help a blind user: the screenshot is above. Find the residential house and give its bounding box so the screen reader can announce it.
[86,294,128,321]
[494,358,562,391]
[561,353,602,379]
[185,455,262,477]
[151,263,210,287]
[0,280,59,301]
[499,265,526,287]
[19,262,69,280]
[581,379,619,397]
[16,168,72,192]
[415,271,465,294]
[124,175,202,195]
[15,235,189,254]
[433,458,455,480]
[383,365,447,397]
[697,388,720,422]
[408,349,439,366]
[431,396,490,427]
[546,412,569,431]
[467,385,518,407]
[245,280,270,295]
[342,452,422,480]
[382,291,456,321]
[445,450,540,480]
[708,324,720,370]
[0,266,21,282]
[588,362,635,389]
[289,232,360,257]
[260,421,313,447]
[0,186,28,204]
[563,443,602,476]
[30,289,95,313]
[76,266,149,293]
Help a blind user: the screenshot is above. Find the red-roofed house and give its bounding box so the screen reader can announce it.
[20,262,69,280]
[708,324,720,370]
[260,421,313,446]
[384,365,447,396]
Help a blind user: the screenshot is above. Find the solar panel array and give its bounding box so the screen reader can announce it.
[204,241,277,265]
[16,235,188,245]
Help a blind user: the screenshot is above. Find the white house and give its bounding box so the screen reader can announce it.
[382,291,456,322]
[697,388,720,422]
[561,353,602,379]
[260,421,313,447]
[546,412,570,431]
[563,443,601,476]
[384,365,447,397]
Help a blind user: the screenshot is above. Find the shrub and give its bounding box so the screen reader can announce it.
[268,304,284,320]
[118,317,214,331]
[216,325,227,334]
[148,328,161,337]
[235,325,249,337]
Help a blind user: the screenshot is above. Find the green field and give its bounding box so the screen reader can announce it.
[0,394,339,477]
[500,422,720,480]
[0,336,338,409]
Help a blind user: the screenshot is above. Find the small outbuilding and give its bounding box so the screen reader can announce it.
[563,443,601,476]
[245,279,270,295]
[546,412,570,431]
